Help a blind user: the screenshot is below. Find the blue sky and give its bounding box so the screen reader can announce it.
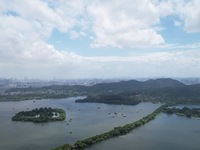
[0,0,200,79]
[47,16,200,56]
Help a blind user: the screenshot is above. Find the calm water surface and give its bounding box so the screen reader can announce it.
[0,97,160,150]
[87,113,200,150]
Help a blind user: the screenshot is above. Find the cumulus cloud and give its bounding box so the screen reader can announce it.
[152,0,174,17]
[174,20,182,27]
[180,0,200,33]
[152,0,200,33]
[87,0,165,48]
[0,0,200,78]
[82,50,200,78]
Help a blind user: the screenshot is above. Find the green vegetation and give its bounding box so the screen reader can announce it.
[53,104,168,150]
[2,78,200,149]
[163,107,200,118]
[52,144,73,150]
[12,107,66,123]
[137,84,200,104]
[75,79,200,105]
[3,78,200,149]
[85,78,185,94]
[2,78,200,105]
[0,93,79,102]
[1,84,86,102]
[76,93,141,105]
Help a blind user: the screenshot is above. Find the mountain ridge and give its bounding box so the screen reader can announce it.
[5,78,185,94]
[87,78,185,93]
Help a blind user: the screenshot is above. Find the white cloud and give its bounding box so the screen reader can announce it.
[183,1,200,33]
[90,28,164,48]
[2,0,199,51]
[0,0,168,55]
[173,0,200,33]
[1,41,200,79]
[82,50,200,78]
[155,0,174,17]
[87,0,165,48]
[153,0,200,33]
[69,30,87,39]
[155,41,200,50]
[174,20,181,27]
[0,0,200,79]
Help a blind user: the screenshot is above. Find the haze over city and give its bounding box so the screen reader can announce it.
[1,0,200,79]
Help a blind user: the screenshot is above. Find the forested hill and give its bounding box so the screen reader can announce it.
[141,84,200,103]
[76,83,200,105]
[2,78,200,104]
[88,78,185,93]
[5,78,185,94]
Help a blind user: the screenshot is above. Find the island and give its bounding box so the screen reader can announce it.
[12,107,66,123]
[3,78,200,149]
[163,107,200,118]
[75,93,141,105]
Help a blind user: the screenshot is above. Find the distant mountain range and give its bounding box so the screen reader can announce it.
[75,78,200,104]
[5,78,185,93]
[87,78,185,93]
[3,78,200,104]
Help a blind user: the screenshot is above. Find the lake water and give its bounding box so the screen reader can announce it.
[86,113,200,150]
[0,97,160,150]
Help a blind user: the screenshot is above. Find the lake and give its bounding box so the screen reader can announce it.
[86,113,200,150]
[0,97,160,150]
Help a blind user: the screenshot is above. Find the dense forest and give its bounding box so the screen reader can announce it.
[2,78,200,105]
[0,93,79,102]
[75,93,141,105]
[163,107,200,118]
[12,107,66,123]
[75,79,200,105]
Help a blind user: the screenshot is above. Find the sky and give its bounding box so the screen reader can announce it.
[0,0,200,79]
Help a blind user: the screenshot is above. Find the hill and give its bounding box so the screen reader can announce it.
[4,78,198,105]
[143,78,185,88]
[85,78,185,94]
[5,78,185,94]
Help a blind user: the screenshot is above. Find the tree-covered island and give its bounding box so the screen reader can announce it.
[75,93,141,105]
[163,107,200,118]
[12,107,66,123]
[3,78,200,149]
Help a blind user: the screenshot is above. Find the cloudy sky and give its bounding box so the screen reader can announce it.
[0,0,200,79]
